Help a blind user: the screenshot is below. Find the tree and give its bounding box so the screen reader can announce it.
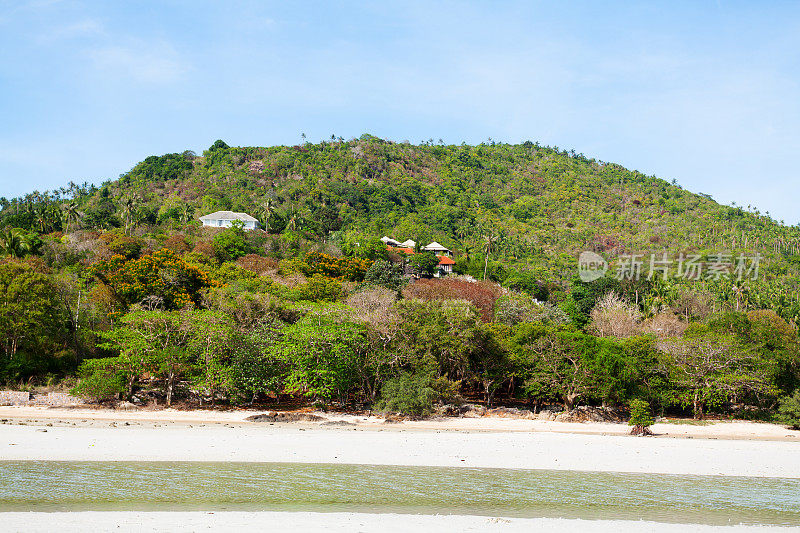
[513,326,598,409]
[629,399,654,436]
[777,391,800,430]
[394,299,485,381]
[375,371,438,416]
[408,251,439,277]
[363,260,405,292]
[91,249,218,312]
[60,201,82,232]
[590,292,642,338]
[0,228,39,258]
[658,335,776,418]
[278,318,368,404]
[212,223,254,261]
[98,310,193,406]
[0,261,67,360]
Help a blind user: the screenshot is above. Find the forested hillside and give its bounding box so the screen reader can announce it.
[2,136,799,422]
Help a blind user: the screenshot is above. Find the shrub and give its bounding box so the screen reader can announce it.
[212,227,254,261]
[162,234,191,254]
[629,399,654,436]
[777,391,800,429]
[363,259,405,291]
[106,235,143,259]
[403,278,502,322]
[236,254,278,274]
[590,292,642,338]
[375,371,439,416]
[72,358,128,400]
[292,274,343,302]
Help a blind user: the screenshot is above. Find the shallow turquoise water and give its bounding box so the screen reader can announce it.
[0,461,798,526]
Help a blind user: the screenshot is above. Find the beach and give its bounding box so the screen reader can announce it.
[0,512,795,533]
[1,406,799,532]
[0,405,798,477]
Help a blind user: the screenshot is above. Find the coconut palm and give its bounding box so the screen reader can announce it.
[0,228,36,258]
[61,201,82,233]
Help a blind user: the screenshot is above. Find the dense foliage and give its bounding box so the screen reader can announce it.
[1,136,799,422]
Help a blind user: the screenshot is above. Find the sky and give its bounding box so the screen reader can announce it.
[1,1,798,224]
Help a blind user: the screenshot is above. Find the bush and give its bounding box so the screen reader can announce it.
[375,371,439,416]
[212,227,254,261]
[777,391,800,429]
[590,292,642,338]
[107,235,143,259]
[236,254,278,274]
[364,259,405,291]
[629,399,654,435]
[72,358,128,400]
[292,274,343,302]
[403,278,502,322]
[162,234,191,254]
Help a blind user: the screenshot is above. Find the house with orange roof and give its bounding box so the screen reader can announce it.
[383,237,456,278]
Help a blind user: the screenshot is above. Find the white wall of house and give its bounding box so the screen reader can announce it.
[202,219,258,230]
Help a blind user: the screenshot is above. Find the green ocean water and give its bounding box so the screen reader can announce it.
[0,461,798,526]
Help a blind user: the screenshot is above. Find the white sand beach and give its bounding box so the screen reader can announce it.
[0,405,798,478]
[1,406,799,532]
[0,512,794,533]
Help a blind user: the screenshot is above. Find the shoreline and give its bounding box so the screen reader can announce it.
[0,512,792,533]
[0,404,797,441]
[1,405,798,478]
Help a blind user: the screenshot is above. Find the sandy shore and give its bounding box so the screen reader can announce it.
[1,406,798,478]
[0,512,792,533]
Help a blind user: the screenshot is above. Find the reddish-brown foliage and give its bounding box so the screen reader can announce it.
[236,254,278,274]
[402,278,502,322]
[162,234,191,254]
[192,242,216,260]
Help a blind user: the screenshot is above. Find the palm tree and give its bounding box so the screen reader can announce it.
[257,198,275,229]
[61,201,82,233]
[482,230,500,281]
[0,228,36,258]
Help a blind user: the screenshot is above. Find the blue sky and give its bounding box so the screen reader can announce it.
[1,1,798,223]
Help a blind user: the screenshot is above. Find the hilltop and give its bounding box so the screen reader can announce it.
[2,136,800,423]
[3,134,799,322]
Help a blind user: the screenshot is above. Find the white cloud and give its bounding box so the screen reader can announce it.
[88,41,189,84]
[40,18,107,42]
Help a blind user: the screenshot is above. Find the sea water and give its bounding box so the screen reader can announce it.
[0,461,798,526]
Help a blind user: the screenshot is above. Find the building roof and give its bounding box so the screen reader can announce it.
[437,255,456,265]
[400,239,416,247]
[396,247,415,255]
[381,236,401,246]
[423,241,450,252]
[199,211,259,223]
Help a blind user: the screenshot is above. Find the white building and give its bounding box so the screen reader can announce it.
[422,241,452,256]
[380,236,401,246]
[199,211,260,230]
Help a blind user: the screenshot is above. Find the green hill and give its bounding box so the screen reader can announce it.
[2,136,800,418]
[6,135,797,320]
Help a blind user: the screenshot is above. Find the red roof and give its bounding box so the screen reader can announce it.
[437,255,455,265]
[396,247,415,255]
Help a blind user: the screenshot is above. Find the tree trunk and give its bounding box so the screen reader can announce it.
[630,425,653,436]
[166,370,174,407]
